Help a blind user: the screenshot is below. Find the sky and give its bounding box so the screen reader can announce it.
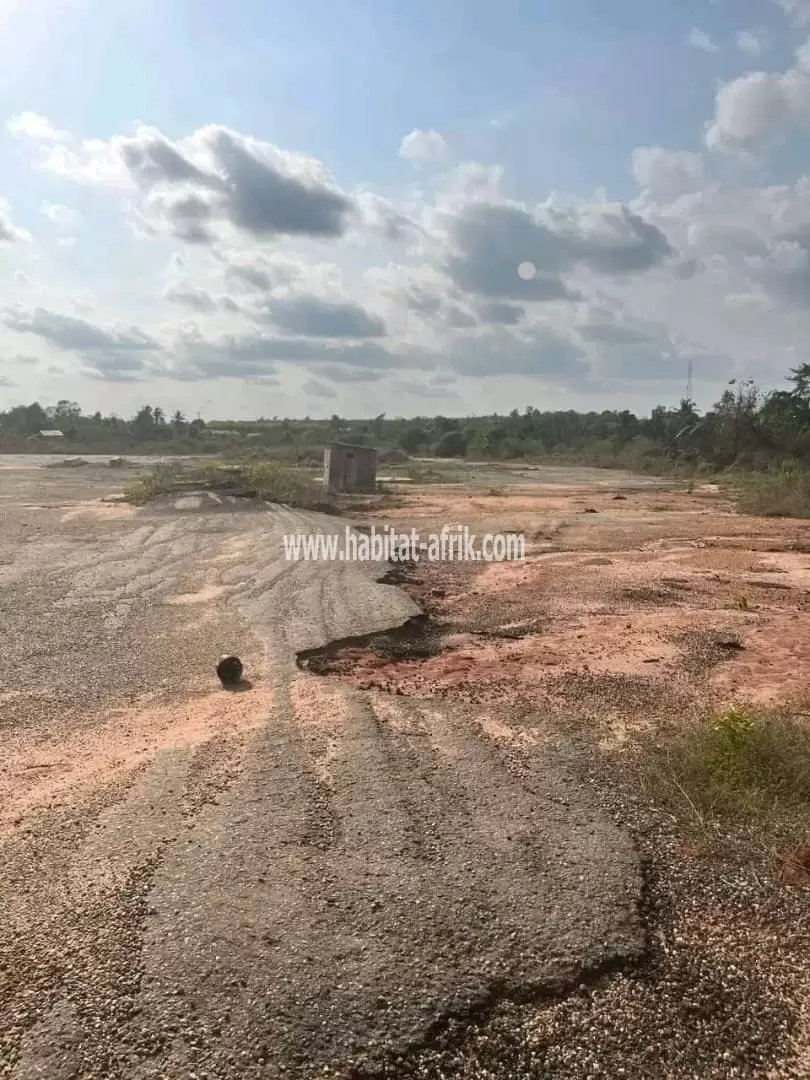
[3,1,810,419]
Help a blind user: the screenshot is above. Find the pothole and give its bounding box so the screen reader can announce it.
[296,614,446,677]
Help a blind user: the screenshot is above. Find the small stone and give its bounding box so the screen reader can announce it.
[216,654,244,686]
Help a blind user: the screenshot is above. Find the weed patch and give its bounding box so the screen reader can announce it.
[637,704,810,830]
[731,470,810,518]
[124,459,333,511]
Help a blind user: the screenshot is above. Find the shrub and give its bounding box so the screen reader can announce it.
[641,705,810,825]
[732,469,810,518]
[434,430,468,458]
[125,459,331,511]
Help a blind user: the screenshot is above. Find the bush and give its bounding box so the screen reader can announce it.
[732,469,810,518]
[434,430,468,458]
[641,705,810,825]
[125,459,331,511]
[241,460,325,507]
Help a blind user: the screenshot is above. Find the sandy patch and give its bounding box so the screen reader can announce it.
[336,484,810,715]
[467,493,575,514]
[745,551,810,589]
[167,583,230,605]
[477,715,540,747]
[59,500,137,523]
[214,533,258,562]
[709,612,810,705]
[0,684,273,830]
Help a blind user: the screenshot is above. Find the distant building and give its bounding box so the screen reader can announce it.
[38,429,65,438]
[206,428,235,438]
[323,442,378,494]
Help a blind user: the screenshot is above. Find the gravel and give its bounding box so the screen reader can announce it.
[364,737,810,1080]
[1,470,644,1080]
[304,548,810,1079]
[3,468,808,1080]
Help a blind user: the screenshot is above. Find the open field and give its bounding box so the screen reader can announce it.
[0,460,643,1080]
[306,473,810,1078]
[337,479,810,711]
[1,460,809,1078]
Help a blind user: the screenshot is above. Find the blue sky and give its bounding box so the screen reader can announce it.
[7,0,784,189]
[2,0,810,418]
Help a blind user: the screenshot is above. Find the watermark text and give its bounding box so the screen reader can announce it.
[283,525,525,563]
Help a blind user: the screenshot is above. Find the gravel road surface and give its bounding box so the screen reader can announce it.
[0,469,642,1078]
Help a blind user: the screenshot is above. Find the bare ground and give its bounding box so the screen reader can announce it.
[300,477,810,1078]
[0,464,643,1080]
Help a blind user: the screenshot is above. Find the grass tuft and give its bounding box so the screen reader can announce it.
[639,704,810,828]
[731,469,810,518]
[124,459,332,511]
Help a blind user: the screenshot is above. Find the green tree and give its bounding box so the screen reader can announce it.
[705,379,762,466]
[400,424,428,454]
[132,406,156,441]
[789,363,810,405]
[4,402,50,435]
[435,430,467,458]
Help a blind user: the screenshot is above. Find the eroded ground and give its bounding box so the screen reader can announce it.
[331,480,810,714]
[4,463,810,1079]
[0,463,643,1080]
[299,477,810,1078]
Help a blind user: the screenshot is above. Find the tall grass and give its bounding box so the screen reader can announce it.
[638,704,810,827]
[124,459,332,510]
[731,467,810,518]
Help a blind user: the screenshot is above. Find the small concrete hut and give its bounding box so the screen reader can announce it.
[323,442,378,494]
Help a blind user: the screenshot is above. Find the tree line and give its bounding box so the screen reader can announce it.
[3,364,810,471]
[0,401,206,443]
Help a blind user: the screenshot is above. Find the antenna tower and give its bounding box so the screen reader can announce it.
[686,354,693,405]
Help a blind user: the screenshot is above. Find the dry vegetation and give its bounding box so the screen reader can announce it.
[729,468,810,519]
[637,704,810,831]
[124,457,333,511]
[334,477,810,850]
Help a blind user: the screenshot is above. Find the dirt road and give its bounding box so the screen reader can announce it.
[0,466,642,1079]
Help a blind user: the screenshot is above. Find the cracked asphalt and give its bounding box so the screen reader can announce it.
[0,466,642,1079]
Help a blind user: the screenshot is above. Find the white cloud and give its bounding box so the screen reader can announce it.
[164,283,218,313]
[724,290,773,310]
[10,95,810,412]
[687,28,719,53]
[632,147,705,203]
[777,0,810,27]
[7,112,68,141]
[705,69,810,152]
[353,190,415,240]
[736,29,765,58]
[398,129,449,165]
[705,39,810,152]
[40,202,83,230]
[13,120,356,244]
[0,199,31,244]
